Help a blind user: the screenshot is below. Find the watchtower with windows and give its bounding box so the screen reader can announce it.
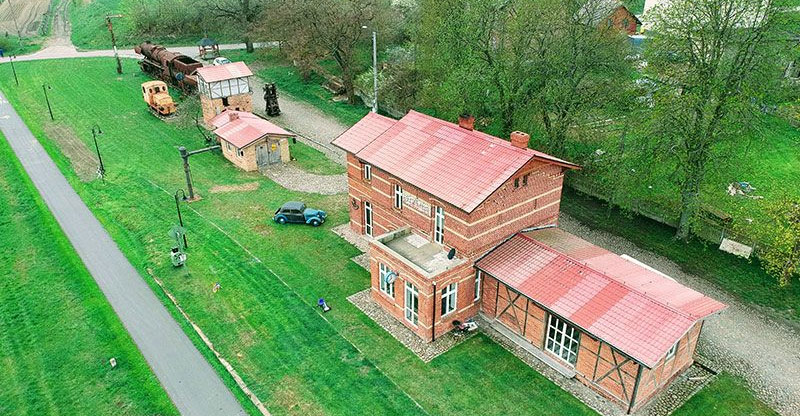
[196,62,254,124]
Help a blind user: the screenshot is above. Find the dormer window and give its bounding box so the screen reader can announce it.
[363,163,372,180]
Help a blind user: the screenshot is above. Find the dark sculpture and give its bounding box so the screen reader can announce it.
[263,83,281,116]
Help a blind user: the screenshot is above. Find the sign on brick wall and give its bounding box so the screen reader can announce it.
[403,192,431,216]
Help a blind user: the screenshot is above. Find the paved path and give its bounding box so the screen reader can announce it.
[560,214,800,416]
[0,92,246,416]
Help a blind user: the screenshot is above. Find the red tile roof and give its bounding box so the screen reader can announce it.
[332,110,578,213]
[211,110,292,149]
[476,228,726,368]
[196,62,253,83]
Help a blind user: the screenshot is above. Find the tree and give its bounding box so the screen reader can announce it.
[415,0,633,150]
[643,0,795,239]
[261,0,394,104]
[741,197,800,286]
[207,0,264,53]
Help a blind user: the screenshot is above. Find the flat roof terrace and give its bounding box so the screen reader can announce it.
[376,228,465,277]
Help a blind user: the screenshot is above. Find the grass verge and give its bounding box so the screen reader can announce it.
[672,373,779,416]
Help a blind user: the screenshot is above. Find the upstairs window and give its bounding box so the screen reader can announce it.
[363,163,372,180]
[441,283,457,316]
[434,206,445,244]
[394,184,403,209]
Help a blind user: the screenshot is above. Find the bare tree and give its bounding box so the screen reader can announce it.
[208,0,263,53]
[644,0,795,239]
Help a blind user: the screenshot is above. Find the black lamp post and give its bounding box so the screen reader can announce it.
[174,189,188,248]
[91,124,105,178]
[9,55,18,86]
[42,83,54,121]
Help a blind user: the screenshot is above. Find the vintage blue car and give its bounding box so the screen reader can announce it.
[273,201,327,226]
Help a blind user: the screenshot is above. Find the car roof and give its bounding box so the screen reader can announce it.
[281,201,305,210]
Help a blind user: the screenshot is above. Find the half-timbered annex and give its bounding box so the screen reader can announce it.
[332,110,725,412]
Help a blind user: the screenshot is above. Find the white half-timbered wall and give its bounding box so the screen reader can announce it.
[198,76,251,99]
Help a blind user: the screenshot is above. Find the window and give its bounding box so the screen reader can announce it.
[474,270,482,301]
[523,174,529,186]
[237,148,245,158]
[379,263,395,298]
[363,163,372,180]
[394,184,403,209]
[441,282,457,316]
[405,281,419,325]
[546,314,580,366]
[514,177,520,188]
[225,141,232,151]
[434,206,444,244]
[222,96,230,107]
[666,341,679,360]
[364,201,373,237]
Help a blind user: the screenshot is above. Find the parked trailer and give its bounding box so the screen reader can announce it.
[134,41,203,91]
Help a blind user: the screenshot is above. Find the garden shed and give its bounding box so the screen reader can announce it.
[210,110,292,171]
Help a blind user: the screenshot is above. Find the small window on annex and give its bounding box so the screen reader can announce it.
[545,314,580,366]
[441,282,457,316]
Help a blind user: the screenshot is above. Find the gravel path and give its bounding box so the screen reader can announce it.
[559,214,800,416]
[263,164,346,195]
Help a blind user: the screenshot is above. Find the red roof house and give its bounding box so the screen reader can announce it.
[334,110,724,413]
[211,110,293,171]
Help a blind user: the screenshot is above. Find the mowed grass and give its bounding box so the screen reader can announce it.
[0,137,177,415]
[289,141,346,175]
[0,57,598,415]
[672,373,779,416]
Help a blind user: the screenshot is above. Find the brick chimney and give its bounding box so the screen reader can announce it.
[510,131,530,149]
[228,111,239,122]
[458,114,475,131]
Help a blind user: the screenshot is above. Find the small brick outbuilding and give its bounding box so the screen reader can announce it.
[332,110,725,413]
[210,110,292,172]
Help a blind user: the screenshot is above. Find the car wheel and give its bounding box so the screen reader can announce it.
[310,219,321,227]
[276,217,287,225]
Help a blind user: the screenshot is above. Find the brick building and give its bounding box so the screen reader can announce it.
[197,62,254,124]
[332,110,725,412]
[210,110,292,172]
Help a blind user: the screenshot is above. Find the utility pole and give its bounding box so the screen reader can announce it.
[42,84,54,121]
[371,30,378,113]
[91,124,105,177]
[106,14,124,74]
[178,145,220,200]
[9,55,18,86]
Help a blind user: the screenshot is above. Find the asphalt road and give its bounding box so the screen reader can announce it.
[0,91,246,416]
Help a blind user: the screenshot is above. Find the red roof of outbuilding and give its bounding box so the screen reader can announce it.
[196,62,253,83]
[211,110,292,149]
[332,110,578,213]
[476,228,726,368]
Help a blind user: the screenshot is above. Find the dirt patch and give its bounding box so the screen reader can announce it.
[43,123,98,182]
[209,182,261,194]
[0,0,50,38]
[271,375,325,416]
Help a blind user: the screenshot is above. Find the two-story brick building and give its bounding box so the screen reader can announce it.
[332,110,725,412]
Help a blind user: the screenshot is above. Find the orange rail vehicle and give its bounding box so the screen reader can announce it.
[141,81,177,116]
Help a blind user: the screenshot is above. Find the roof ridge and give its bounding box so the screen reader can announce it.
[516,233,697,321]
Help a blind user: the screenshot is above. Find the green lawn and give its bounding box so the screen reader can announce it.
[672,373,778,416]
[0,57,598,415]
[0,136,177,415]
[289,141,346,175]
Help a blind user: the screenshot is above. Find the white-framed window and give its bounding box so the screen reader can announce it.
[379,263,394,298]
[225,141,232,151]
[441,282,457,317]
[394,184,403,209]
[405,281,419,325]
[666,341,679,360]
[363,163,372,180]
[434,206,445,244]
[237,148,245,158]
[546,314,580,366]
[474,270,482,301]
[364,201,373,237]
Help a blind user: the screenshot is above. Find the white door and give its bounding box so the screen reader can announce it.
[405,281,418,325]
[364,201,373,237]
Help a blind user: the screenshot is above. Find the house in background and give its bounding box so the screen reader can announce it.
[197,61,254,124]
[604,3,641,35]
[210,110,292,172]
[332,110,725,413]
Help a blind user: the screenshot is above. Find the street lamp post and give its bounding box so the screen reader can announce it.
[9,55,18,86]
[91,124,105,178]
[362,25,378,113]
[42,84,54,121]
[174,189,189,248]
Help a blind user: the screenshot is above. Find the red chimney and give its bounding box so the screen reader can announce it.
[228,111,239,122]
[458,114,475,131]
[510,131,530,149]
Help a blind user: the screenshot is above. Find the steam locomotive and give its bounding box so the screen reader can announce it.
[134,41,203,90]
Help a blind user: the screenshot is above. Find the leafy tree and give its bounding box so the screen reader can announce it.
[260,0,395,104]
[643,0,796,239]
[740,197,800,286]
